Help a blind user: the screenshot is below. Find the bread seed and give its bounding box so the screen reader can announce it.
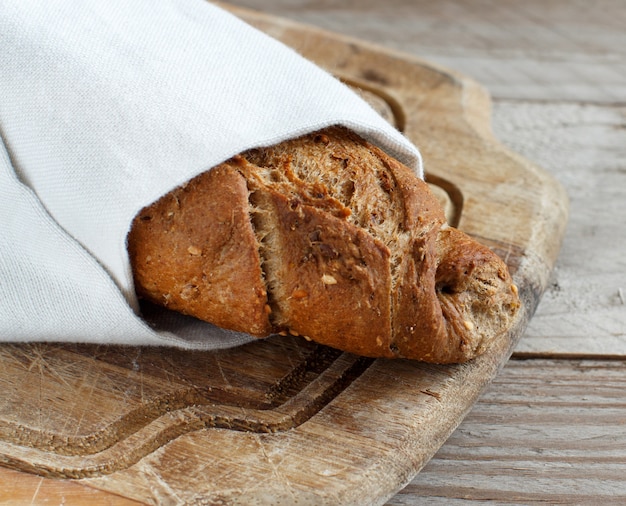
[322,274,337,285]
[314,133,330,144]
[463,320,474,330]
[187,245,202,256]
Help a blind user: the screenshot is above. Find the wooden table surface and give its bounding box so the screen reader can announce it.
[3,1,625,504]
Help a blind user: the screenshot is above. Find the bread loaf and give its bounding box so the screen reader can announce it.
[127,127,520,363]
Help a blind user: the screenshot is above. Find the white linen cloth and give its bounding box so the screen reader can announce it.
[0,0,422,349]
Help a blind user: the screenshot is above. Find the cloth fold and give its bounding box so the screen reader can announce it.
[0,0,422,348]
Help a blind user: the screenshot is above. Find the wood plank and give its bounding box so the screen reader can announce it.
[228,0,626,103]
[493,101,626,357]
[387,357,626,504]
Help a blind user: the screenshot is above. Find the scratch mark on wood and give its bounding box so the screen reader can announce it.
[28,477,43,505]
[420,389,442,400]
[214,357,232,390]
[143,465,184,504]
[253,435,298,504]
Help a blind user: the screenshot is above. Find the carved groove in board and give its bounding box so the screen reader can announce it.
[0,348,374,478]
[343,75,407,132]
[0,341,370,455]
[347,78,461,225]
[425,173,463,228]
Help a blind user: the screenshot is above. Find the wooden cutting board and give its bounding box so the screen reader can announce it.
[0,6,568,505]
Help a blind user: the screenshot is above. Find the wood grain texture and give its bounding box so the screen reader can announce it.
[388,358,626,505]
[492,102,626,357]
[0,466,141,506]
[5,357,625,504]
[228,0,626,104]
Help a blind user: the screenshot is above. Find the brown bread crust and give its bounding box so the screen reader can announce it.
[127,164,272,336]
[127,127,520,363]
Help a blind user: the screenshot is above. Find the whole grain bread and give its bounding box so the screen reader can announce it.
[127,127,520,363]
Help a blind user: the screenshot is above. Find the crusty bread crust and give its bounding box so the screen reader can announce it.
[127,127,520,363]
